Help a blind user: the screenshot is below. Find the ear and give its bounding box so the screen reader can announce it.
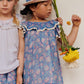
[29,5,36,12]
[14,0,18,6]
[15,2,17,6]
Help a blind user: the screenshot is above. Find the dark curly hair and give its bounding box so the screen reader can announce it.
[20,3,39,15]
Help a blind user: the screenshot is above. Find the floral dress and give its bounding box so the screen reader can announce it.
[21,20,63,84]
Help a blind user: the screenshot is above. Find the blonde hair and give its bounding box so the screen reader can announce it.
[12,0,19,26]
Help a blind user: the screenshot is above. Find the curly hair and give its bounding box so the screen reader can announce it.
[12,0,19,26]
[20,3,38,15]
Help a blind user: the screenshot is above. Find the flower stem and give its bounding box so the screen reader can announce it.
[53,0,71,52]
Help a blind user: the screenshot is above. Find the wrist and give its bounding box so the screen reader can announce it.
[17,72,22,76]
[17,70,23,75]
[72,24,79,28]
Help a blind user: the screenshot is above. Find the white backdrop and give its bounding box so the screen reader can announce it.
[18,0,84,84]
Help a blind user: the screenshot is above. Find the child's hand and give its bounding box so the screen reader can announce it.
[72,15,81,27]
[55,17,63,25]
[16,74,23,84]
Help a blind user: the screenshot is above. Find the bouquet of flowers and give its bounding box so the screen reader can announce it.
[52,0,80,68]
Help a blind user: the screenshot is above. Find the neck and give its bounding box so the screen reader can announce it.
[30,16,47,22]
[0,14,12,20]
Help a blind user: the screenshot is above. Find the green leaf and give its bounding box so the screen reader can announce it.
[71,47,80,51]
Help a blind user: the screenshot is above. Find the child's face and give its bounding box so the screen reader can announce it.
[33,0,52,19]
[0,0,16,16]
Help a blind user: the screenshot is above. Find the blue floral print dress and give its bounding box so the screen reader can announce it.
[21,20,63,84]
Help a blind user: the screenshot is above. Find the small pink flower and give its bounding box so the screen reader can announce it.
[45,77,49,82]
[45,32,48,36]
[44,65,49,71]
[36,55,38,59]
[49,71,53,75]
[33,49,36,54]
[42,72,44,75]
[29,42,33,48]
[46,57,51,62]
[40,63,43,66]
[35,80,37,84]
[54,52,57,56]
[29,63,32,68]
[38,48,42,53]
[52,42,56,46]
[52,67,55,71]
[46,45,50,50]
[37,39,40,42]
[8,78,11,82]
[50,33,53,37]
[54,75,57,79]
[27,77,30,83]
[36,69,40,74]
[31,31,35,35]
[39,56,43,61]
[33,74,37,78]
[38,78,42,83]
[42,38,45,43]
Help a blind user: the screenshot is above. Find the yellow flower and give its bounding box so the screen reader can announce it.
[63,48,79,63]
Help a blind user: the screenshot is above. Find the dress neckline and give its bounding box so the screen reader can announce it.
[0,18,13,26]
[0,18,13,24]
[27,20,52,23]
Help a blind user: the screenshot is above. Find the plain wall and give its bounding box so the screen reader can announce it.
[18,0,84,84]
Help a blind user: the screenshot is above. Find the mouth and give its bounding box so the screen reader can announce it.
[47,12,51,15]
[2,8,8,10]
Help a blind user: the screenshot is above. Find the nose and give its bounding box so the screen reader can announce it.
[48,5,52,11]
[3,0,8,6]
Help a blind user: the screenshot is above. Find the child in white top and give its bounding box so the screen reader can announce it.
[20,0,81,84]
[0,0,24,84]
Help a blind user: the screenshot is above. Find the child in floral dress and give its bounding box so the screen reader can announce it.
[20,0,81,84]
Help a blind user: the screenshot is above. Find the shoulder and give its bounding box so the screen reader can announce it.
[20,21,28,27]
[44,20,59,28]
[49,20,59,24]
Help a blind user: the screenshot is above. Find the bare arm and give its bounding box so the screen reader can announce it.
[67,25,79,45]
[57,15,81,46]
[17,29,24,84]
[67,15,81,45]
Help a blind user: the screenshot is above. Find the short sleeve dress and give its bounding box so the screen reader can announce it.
[21,20,63,84]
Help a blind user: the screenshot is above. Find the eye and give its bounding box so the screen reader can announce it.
[44,3,47,6]
[50,3,52,6]
[7,0,12,1]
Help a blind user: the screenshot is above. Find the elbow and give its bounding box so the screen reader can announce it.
[68,40,74,46]
[68,42,73,46]
[67,36,74,46]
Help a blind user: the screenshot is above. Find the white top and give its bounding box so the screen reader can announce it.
[0,17,20,74]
